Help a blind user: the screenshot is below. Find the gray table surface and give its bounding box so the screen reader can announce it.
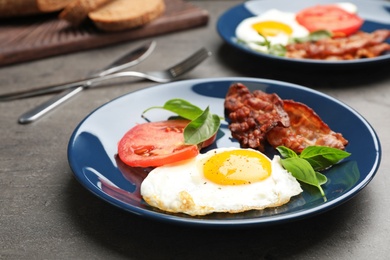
[1,1,389,259]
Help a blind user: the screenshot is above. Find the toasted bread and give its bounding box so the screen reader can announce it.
[0,0,41,18]
[0,0,73,18]
[59,0,113,26]
[37,0,74,12]
[89,0,165,32]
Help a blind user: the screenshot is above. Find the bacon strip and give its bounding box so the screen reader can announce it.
[224,83,290,151]
[286,29,390,60]
[266,100,348,153]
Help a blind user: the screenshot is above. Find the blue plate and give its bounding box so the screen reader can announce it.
[68,78,381,227]
[217,0,390,67]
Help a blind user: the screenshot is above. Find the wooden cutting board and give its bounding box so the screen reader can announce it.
[0,0,209,67]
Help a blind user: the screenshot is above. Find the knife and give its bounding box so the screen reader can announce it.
[17,40,156,124]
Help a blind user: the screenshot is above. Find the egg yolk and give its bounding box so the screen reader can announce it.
[203,149,271,185]
[252,21,293,36]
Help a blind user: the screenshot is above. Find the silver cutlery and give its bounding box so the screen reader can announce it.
[1,47,211,102]
[69,47,211,84]
[17,41,156,124]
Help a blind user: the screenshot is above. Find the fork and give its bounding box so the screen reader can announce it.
[0,48,212,101]
[85,47,212,85]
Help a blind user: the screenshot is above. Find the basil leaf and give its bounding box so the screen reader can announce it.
[280,157,325,197]
[291,30,332,43]
[143,98,203,120]
[238,34,286,56]
[276,146,298,159]
[239,33,270,48]
[308,30,333,41]
[276,145,350,198]
[300,146,351,171]
[257,33,271,48]
[268,44,286,57]
[315,171,328,185]
[142,98,221,146]
[184,106,220,145]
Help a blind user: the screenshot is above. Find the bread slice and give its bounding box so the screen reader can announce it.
[36,0,74,12]
[0,0,41,18]
[59,0,113,26]
[0,0,73,18]
[89,0,165,32]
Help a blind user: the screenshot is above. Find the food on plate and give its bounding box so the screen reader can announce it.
[224,83,348,153]
[88,0,166,31]
[142,98,221,147]
[118,120,202,168]
[118,99,220,167]
[117,92,352,215]
[286,29,390,60]
[0,0,72,17]
[223,83,351,198]
[140,147,303,216]
[59,0,112,26]
[267,100,348,153]
[235,9,310,54]
[235,2,390,60]
[276,145,350,197]
[224,83,290,152]
[295,3,363,37]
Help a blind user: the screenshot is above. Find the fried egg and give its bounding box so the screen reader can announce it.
[236,9,309,52]
[335,2,357,14]
[140,147,302,216]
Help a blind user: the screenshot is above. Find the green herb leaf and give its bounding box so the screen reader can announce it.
[184,106,220,145]
[315,171,328,185]
[276,146,299,159]
[280,157,326,197]
[300,146,351,171]
[142,98,203,120]
[291,30,332,43]
[268,44,286,57]
[237,34,270,49]
[257,33,271,48]
[277,145,351,197]
[143,98,221,146]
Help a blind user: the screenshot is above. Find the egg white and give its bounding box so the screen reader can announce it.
[140,147,303,216]
[334,2,358,14]
[236,9,309,51]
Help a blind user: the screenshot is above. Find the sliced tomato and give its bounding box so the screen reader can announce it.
[201,133,217,149]
[118,120,200,167]
[296,5,363,36]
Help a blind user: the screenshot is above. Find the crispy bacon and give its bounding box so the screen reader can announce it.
[224,83,348,153]
[286,29,390,60]
[224,83,290,151]
[266,100,348,153]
